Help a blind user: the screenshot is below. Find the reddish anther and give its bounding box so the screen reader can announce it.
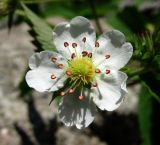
[82,37,86,43]
[105,55,110,59]
[51,57,57,63]
[88,52,92,58]
[82,51,88,57]
[72,43,77,48]
[64,42,69,47]
[60,92,65,96]
[57,64,63,69]
[51,74,56,79]
[95,41,100,47]
[68,89,74,94]
[78,95,84,101]
[106,69,110,74]
[92,82,98,87]
[71,53,76,59]
[95,69,101,73]
[66,70,72,76]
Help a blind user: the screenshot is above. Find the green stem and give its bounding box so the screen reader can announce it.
[143,81,160,103]
[88,0,102,34]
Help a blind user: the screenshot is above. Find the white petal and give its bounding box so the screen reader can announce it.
[53,16,96,59]
[26,51,67,92]
[58,88,96,129]
[91,70,128,111]
[70,16,96,51]
[93,30,133,70]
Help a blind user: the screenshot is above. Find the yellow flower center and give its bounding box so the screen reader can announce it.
[67,57,95,85]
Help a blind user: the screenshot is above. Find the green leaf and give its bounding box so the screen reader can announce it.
[143,81,160,103]
[142,52,151,60]
[21,3,55,51]
[140,72,160,103]
[138,82,153,145]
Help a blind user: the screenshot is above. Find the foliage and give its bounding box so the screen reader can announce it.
[138,83,153,145]
[21,2,55,51]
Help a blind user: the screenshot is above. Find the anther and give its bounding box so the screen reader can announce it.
[57,64,63,69]
[51,74,56,79]
[95,68,101,73]
[105,55,110,59]
[72,43,77,48]
[106,69,110,74]
[92,82,98,87]
[60,92,65,96]
[78,95,84,101]
[64,42,69,47]
[82,37,86,43]
[68,89,74,94]
[88,52,92,58]
[71,53,76,59]
[66,70,72,76]
[51,57,57,63]
[82,51,88,57]
[95,41,100,47]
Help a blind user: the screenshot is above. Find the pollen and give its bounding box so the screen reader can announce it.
[66,70,72,76]
[67,57,95,85]
[82,51,88,57]
[72,43,77,48]
[82,37,86,43]
[51,57,57,63]
[106,69,110,74]
[95,41,100,47]
[92,82,97,87]
[68,89,74,94]
[64,42,69,47]
[57,64,63,69]
[105,55,110,59]
[71,53,76,59]
[95,68,101,73]
[60,92,65,96]
[88,52,92,58]
[51,74,56,79]
[78,95,84,101]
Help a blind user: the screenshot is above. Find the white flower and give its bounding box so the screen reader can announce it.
[26,16,133,129]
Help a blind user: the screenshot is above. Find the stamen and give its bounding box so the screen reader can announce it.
[78,95,84,101]
[71,53,76,59]
[106,69,110,74]
[88,52,92,58]
[68,89,74,94]
[57,64,63,69]
[95,41,100,47]
[92,82,97,87]
[64,42,69,47]
[82,37,86,43]
[79,75,84,82]
[51,74,56,79]
[51,57,57,63]
[72,43,77,48]
[82,51,88,57]
[95,68,101,73]
[89,96,93,103]
[105,55,110,59]
[78,87,84,101]
[60,92,65,96]
[66,70,72,76]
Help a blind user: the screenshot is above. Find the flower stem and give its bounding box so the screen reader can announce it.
[88,0,102,34]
